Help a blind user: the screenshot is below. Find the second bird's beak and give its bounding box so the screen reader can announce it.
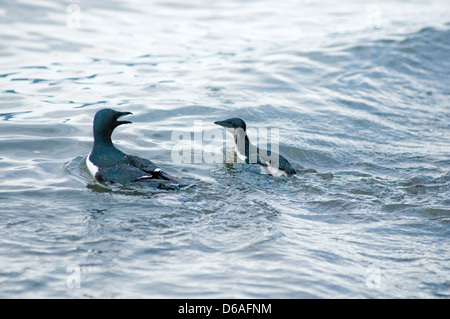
[214,120,231,128]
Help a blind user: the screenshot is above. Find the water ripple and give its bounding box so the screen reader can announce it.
[0,0,449,298]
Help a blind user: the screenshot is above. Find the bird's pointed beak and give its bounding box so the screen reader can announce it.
[214,120,230,128]
[116,112,133,125]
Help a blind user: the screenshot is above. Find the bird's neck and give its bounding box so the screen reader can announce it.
[94,134,115,148]
[92,130,123,160]
[233,130,250,160]
[93,127,114,149]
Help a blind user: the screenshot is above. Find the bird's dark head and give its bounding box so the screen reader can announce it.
[93,108,133,143]
[214,118,247,132]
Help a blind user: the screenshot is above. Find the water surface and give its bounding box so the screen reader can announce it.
[0,0,449,298]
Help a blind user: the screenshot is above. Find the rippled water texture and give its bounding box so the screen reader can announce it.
[0,0,449,298]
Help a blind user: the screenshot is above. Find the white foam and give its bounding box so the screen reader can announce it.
[264,161,288,177]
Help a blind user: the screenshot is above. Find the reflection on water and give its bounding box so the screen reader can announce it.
[0,0,449,298]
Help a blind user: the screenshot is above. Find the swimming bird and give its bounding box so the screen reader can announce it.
[86,108,192,190]
[214,118,296,177]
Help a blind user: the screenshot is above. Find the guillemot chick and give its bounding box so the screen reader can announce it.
[214,117,296,177]
[87,108,192,190]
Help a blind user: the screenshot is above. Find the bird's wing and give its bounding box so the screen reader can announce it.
[95,164,191,190]
[277,155,297,175]
[127,155,189,184]
[95,164,152,185]
[127,155,160,173]
[258,150,296,175]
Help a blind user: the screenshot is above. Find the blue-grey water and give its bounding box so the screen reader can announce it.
[0,0,449,298]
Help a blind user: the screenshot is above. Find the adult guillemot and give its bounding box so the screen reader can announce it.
[214,117,296,177]
[86,108,192,190]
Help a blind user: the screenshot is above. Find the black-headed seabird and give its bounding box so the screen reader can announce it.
[87,108,192,190]
[214,118,296,177]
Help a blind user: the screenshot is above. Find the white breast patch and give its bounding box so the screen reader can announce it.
[234,147,247,162]
[86,154,99,177]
